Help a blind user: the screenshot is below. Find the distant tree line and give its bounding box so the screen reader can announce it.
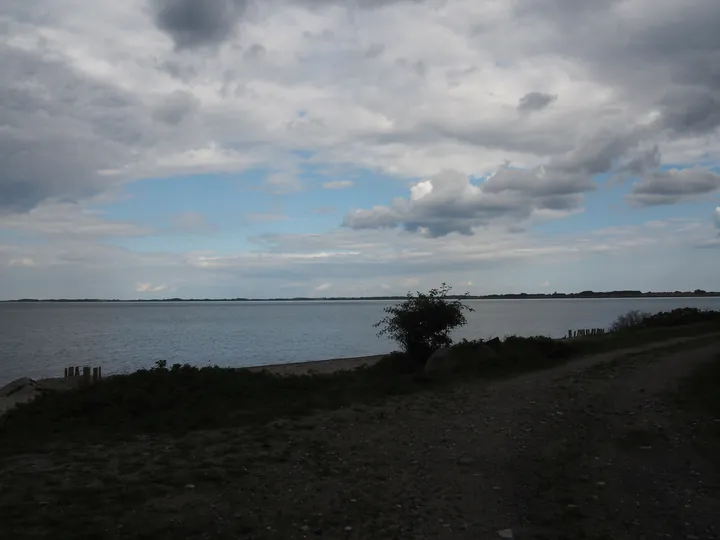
[4,289,718,302]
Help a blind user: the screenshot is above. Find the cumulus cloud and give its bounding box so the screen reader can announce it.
[343,167,590,237]
[517,92,557,113]
[627,168,720,206]
[322,180,354,189]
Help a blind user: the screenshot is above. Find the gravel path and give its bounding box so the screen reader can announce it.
[1,335,719,539]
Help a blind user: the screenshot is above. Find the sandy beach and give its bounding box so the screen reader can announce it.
[247,353,386,375]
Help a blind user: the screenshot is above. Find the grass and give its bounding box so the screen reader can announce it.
[673,352,720,469]
[1,308,718,451]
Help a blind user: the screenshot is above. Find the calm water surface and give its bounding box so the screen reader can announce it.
[2,298,719,384]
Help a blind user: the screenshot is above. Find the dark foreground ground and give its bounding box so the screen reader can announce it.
[1,334,719,540]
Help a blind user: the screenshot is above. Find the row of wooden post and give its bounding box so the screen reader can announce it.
[64,366,102,384]
[568,328,606,338]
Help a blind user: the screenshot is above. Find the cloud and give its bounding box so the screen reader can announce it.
[1,0,720,299]
[321,180,354,190]
[265,172,304,195]
[343,128,640,237]
[0,45,140,212]
[2,0,719,218]
[8,258,36,268]
[517,92,557,113]
[151,0,249,50]
[627,168,720,206]
[244,212,289,223]
[1,215,716,298]
[343,168,593,237]
[136,282,169,293]
[152,90,200,126]
[0,203,151,238]
[715,207,720,230]
[312,206,337,215]
[313,282,332,293]
[169,212,215,233]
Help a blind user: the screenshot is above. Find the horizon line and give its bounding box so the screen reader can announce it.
[2,289,719,303]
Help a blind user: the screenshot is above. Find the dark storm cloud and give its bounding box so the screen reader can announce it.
[0,45,149,212]
[151,0,249,49]
[517,92,557,112]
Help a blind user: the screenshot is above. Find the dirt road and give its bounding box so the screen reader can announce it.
[1,335,719,539]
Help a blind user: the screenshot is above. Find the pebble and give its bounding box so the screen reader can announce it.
[497,529,514,539]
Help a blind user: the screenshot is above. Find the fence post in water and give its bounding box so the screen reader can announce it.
[82,366,91,386]
[92,367,98,383]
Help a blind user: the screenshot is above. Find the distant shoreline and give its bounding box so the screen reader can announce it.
[1,290,719,303]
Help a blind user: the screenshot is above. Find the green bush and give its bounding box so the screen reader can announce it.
[611,308,720,332]
[374,283,474,364]
[643,308,720,328]
[610,310,650,331]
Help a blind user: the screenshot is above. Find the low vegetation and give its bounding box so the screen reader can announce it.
[609,309,650,331]
[374,283,473,363]
[674,353,720,469]
[1,299,719,451]
[610,307,720,331]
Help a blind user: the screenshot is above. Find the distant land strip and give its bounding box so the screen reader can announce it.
[2,290,719,302]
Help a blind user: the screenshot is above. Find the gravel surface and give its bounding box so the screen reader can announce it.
[1,335,719,539]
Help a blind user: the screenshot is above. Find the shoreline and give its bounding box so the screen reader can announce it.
[0,353,389,417]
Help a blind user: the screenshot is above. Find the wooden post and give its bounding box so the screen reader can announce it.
[64,367,68,378]
[568,330,572,338]
[98,366,102,380]
[92,367,98,383]
[82,366,91,386]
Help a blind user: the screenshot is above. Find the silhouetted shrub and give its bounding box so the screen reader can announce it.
[611,308,720,332]
[374,283,474,364]
[610,310,651,331]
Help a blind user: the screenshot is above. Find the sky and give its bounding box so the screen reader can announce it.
[0,0,719,299]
